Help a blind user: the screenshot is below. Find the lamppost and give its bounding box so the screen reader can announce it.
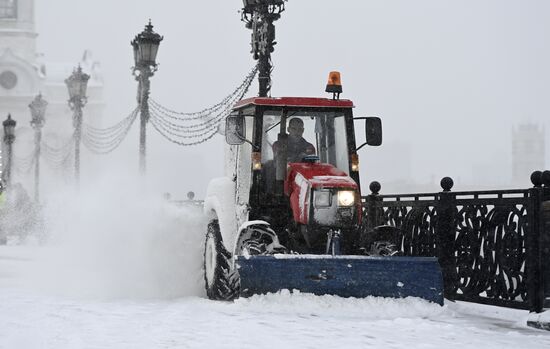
[131,20,163,175]
[29,93,48,202]
[241,0,286,97]
[2,114,16,187]
[65,66,90,185]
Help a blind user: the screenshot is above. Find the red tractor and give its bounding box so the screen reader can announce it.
[203,72,443,303]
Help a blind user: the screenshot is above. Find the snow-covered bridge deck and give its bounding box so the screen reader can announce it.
[1,246,548,349]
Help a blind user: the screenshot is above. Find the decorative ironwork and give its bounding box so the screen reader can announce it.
[400,205,438,257]
[453,197,529,307]
[241,0,286,97]
[362,171,550,312]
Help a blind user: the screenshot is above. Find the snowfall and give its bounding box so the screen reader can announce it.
[1,181,549,349]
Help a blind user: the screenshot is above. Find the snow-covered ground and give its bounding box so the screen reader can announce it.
[1,183,549,348]
[2,283,549,349]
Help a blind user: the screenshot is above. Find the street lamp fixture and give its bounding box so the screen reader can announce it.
[65,66,90,185]
[2,114,16,142]
[29,93,48,129]
[29,94,48,202]
[242,0,286,14]
[65,65,90,109]
[241,0,286,27]
[132,20,163,73]
[131,20,163,175]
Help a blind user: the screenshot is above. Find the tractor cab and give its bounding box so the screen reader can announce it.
[225,92,382,252]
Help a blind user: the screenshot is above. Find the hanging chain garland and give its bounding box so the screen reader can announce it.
[41,132,76,169]
[14,151,37,175]
[34,65,258,161]
[150,89,241,139]
[81,108,139,154]
[148,65,258,146]
[83,107,139,139]
[149,65,258,120]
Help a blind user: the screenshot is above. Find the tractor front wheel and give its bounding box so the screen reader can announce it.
[203,219,239,300]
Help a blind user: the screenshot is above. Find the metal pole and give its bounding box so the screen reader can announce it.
[365,181,382,232]
[258,18,274,97]
[74,102,83,185]
[258,50,271,97]
[542,170,550,308]
[2,114,15,188]
[436,177,458,300]
[527,171,545,313]
[30,94,47,202]
[138,70,151,175]
[34,127,41,201]
[5,138,13,187]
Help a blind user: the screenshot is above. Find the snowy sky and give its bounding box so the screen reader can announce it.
[34,0,550,197]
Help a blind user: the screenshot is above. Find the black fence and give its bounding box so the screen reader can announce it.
[362,170,550,312]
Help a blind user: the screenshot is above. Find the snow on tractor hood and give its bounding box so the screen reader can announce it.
[284,163,358,193]
[284,162,360,225]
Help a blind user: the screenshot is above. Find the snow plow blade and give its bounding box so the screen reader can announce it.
[236,255,444,305]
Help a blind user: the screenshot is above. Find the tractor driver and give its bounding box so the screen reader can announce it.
[272,118,316,163]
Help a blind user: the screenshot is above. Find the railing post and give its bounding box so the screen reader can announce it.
[527,171,545,313]
[365,181,382,232]
[436,177,457,300]
[541,170,550,308]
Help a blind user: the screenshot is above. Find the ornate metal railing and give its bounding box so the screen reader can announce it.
[362,170,550,312]
[171,199,204,208]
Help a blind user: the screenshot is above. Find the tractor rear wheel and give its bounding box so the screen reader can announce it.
[203,219,239,300]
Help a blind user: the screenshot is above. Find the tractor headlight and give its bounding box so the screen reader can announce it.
[337,190,355,207]
[314,190,332,208]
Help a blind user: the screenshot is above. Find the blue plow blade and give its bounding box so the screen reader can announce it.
[236,255,444,305]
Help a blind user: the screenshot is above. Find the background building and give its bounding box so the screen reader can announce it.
[0,0,104,191]
[512,123,546,186]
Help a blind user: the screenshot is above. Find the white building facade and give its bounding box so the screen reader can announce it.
[0,0,104,192]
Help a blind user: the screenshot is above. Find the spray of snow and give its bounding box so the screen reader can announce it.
[0,183,43,245]
[16,174,207,300]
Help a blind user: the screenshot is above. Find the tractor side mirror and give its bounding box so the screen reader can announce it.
[354,116,382,151]
[365,117,382,146]
[225,115,246,145]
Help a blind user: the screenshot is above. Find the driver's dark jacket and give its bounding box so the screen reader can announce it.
[273,137,316,163]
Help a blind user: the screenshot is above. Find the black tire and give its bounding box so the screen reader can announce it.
[203,219,239,300]
[362,225,402,256]
[241,239,266,255]
[235,223,287,256]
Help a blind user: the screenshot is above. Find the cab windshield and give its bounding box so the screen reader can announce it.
[261,110,349,173]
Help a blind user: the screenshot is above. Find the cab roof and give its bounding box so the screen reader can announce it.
[234,97,354,109]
